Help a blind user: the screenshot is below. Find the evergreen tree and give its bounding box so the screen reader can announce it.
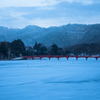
[51,43,59,55]
[11,39,25,57]
[0,42,11,58]
[33,42,47,55]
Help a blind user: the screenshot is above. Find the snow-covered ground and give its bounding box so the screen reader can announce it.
[0,58,100,100]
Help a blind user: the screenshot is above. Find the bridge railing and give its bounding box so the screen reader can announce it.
[23,55,100,60]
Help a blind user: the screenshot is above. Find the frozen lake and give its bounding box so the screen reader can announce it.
[0,58,100,100]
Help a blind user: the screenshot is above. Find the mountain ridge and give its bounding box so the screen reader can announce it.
[0,24,100,47]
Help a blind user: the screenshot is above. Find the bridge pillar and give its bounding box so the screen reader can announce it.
[85,57,88,60]
[32,57,34,60]
[66,57,69,60]
[57,57,59,60]
[49,57,50,60]
[95,57,98,60]
[76,57,78,60]
[40,57,42,60]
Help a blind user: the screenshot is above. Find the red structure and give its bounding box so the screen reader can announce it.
[23,55,100,60]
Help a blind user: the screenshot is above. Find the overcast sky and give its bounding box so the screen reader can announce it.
[0,0,100,28]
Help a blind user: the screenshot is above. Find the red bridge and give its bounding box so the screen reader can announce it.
[23,55,100,60]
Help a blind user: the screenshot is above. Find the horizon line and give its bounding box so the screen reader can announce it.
[0,23,100,29]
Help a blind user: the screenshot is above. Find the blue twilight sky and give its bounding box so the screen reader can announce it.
[0,0,100,28]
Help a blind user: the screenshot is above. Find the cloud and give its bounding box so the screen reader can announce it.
[0,8,28,20]
[0,8,29,28]
[63,0,93,5]
[0,0,60,7]
[1,14,100,28]
[0,0,100,28]
[30,15,100,28]
[0,0,94,7]
[0,0,46,7]
[29,17,68,28]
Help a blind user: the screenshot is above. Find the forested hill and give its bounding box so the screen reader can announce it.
[0,24,100,47]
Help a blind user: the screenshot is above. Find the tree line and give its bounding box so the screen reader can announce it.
[0,39,100,59]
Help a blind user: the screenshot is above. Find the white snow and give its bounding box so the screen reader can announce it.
[0,58,100,100]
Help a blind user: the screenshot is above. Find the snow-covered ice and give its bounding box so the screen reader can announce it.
[0,58,100,100]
